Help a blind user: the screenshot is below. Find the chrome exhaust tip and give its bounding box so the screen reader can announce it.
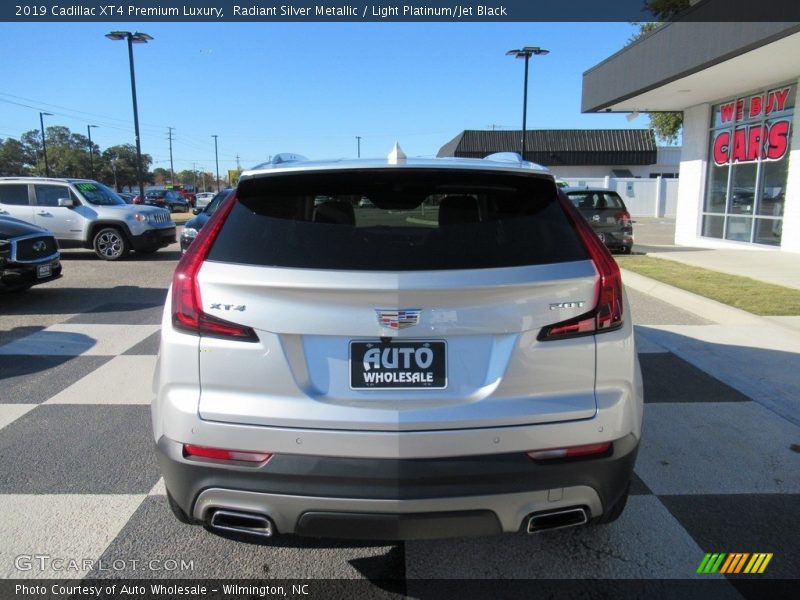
[526,507,588,534]
[210,510,274,538]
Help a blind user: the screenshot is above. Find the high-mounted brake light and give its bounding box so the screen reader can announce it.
[183,444,272,464]
[538,191,624,341]
[171,192,258,342]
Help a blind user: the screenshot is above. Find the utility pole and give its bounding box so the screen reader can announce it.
[236,154,241,170]
[167,126,175,185]
[356,136,361,158]
[192,161,197,191]
[212,134,220,192]
[39,112,53,177]
[87,125,98,179]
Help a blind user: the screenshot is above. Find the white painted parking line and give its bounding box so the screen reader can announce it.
[0,404,36,431]
[44,356,157,405]
[0,324,160,357]
[640,324,800,426]
[148,478,166,496]
[0,494,146,579]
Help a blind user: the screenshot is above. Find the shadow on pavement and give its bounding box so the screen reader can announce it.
[0,285,167,317]
[637,325,800,427]
[59,249,183,262]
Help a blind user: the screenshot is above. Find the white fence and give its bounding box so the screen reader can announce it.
[560,176,679,218]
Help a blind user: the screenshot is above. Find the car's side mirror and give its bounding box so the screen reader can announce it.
[57,198,74,208]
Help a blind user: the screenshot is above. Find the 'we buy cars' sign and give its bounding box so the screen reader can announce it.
[712,86,793,166]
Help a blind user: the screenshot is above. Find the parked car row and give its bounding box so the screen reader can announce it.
[133,189,192,213]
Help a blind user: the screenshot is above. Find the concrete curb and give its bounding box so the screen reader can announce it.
[621,269,769,326]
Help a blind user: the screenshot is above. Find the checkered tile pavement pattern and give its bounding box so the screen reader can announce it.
[1,299,798,584]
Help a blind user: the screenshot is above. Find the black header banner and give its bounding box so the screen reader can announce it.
[3,0,800,22]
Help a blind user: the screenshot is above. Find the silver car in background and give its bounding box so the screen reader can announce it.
[194,192,217,210]
[0,177,175,260]
[153,151,643,540]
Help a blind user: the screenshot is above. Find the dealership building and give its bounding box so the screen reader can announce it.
[437,129,681,180]
[582,21,800,252]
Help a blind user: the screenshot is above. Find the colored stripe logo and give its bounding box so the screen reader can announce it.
[697,553,773,574]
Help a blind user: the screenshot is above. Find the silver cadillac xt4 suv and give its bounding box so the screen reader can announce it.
[153,150,643,540]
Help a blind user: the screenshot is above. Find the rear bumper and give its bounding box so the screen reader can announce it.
[156,433,638,539]
[599,231,633,250]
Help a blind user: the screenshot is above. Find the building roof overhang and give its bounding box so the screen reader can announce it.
[582,22,800,113]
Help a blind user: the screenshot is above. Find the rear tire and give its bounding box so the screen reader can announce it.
[622,246,632,255]
[93,227,129,261]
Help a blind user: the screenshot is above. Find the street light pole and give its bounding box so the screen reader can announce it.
[212,134,220,192]
[87,124,98,179]
[39,112,53,176]
[506,46,549,160]
[356,136,361,158]
[106,30,152,201]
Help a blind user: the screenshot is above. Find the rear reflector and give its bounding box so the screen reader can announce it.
[538,191,624,341]
[183,444,272,464]
[527,442,611,461]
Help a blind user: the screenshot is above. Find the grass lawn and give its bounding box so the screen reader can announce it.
[615,255,800,316]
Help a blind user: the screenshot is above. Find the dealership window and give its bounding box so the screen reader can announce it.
[703,83,794,246]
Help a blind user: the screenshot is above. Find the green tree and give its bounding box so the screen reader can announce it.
[630,0,691,144]
[99,144,152,192]
[152,167,170,185]
[17,126,101,177]
[0,138,33,176]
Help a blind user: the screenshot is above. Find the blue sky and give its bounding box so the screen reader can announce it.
[0,22,639,174]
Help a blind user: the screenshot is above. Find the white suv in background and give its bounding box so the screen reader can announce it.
[153,150,643,540]
[0,177,176,260]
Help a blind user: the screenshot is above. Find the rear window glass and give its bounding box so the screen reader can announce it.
[566,191,625,210]
[208,169,588,271]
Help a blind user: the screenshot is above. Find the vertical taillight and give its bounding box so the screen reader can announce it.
[171,192,258,342]
[538,191,624,341]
